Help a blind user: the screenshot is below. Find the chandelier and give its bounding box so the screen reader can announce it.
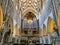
[27,19,33,24]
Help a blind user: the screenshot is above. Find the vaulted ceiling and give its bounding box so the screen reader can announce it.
[13,0,44,16]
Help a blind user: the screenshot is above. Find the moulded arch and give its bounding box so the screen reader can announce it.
[23,7,38,19]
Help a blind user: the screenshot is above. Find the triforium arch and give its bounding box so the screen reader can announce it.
[1,17,13,44]
[47,17,57,35]
[43,24,47,36]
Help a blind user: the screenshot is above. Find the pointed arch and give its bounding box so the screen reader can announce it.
[23,7,38,19]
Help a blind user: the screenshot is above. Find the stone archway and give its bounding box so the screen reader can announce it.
[21,8,40,45]
[2,30,11,45]
[23,10,37,27]
[1,17,13,45]
[23,7,38,19]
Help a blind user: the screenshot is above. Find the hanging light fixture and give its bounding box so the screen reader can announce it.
[25,12,36,24]
[27,19,33,24]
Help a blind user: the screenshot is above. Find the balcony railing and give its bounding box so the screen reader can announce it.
[52,36,60,45]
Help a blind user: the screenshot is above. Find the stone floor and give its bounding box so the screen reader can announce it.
[0,43,53,45]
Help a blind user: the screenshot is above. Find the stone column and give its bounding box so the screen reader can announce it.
[47,22,51,44]
[52,0,60,36]
[21,19,23,31]
[40,37,42,44]
[59,27,60,36]
[47,26,51,44]
[48,33,51,44]
[43,36,46,44]
[42,26,46,44]
[37,19,39,31]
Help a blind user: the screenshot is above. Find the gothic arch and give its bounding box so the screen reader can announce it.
[23,7,38,19]
[1,17,13,44]
[2,30,11,45]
